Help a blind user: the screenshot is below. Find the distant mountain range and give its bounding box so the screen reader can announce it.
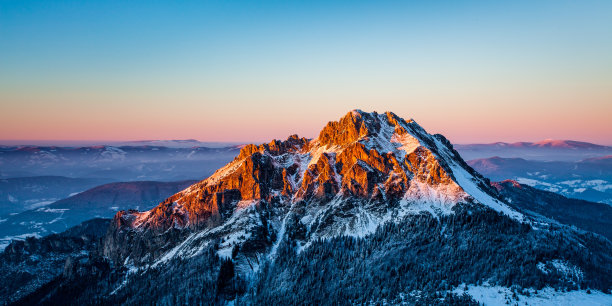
[455,139,612,161]
[460,139,610,149]
[114,139,243,148]
[468,156,612,204]
[0,144,240,181]
[13,110,611,305]
[0,180,195,250]
[0,139,243,148]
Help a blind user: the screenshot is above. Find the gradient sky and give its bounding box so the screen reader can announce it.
[1,0,611,144]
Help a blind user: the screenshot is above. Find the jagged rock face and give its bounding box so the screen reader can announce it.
[317,111,380,147]
[116,136,309,231]
[122,111,467,227]
[106,110,518,264]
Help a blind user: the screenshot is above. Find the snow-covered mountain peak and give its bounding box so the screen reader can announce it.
[106,110,523,265]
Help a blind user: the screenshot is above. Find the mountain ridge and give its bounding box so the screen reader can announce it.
[106,110,521,265]
[457,139,610,149]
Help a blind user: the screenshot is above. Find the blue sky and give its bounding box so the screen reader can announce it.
[1,1,611,143]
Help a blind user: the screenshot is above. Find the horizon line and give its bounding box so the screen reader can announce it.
[1,138,610,147]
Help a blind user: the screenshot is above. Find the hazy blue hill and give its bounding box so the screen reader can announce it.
[0,176,113,217]
[0,180,196,250]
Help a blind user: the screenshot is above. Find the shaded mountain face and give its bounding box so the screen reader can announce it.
[0,180,196,250]
[469,156,612,205]
[0,218,110,303]
[18,111,612,305]
[106,110,520,264]
[493,180,612,241]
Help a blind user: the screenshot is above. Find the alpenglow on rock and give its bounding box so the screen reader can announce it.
[105,110,522,265]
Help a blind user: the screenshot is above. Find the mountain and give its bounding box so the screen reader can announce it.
[103,109,520,264]
[455,140,612,161]
[16,111,612,305]
[468,156,612,204]
[0,180,196,250]
[458,139,610,150]
[0,218,110,303]
[115,139,243,148]
[0,176,113,217]
[582,155,612,162]
[531,140,609,149]
[0,144,240,181]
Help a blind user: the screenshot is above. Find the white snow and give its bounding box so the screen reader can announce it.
[402,180,465,213]
[455,284,612,306]
[517,178,554,187]
[203,159,246,186]
[151,204,260,266]
[432,137,523,221]
[517,178,612,204]
[550,260,583,284]
[35,207,69,213]
[390,133,421,156]
[26,199,57,209]
[0,232,42,251]
[152,231,202,266]
[268,208,293,260]
[132,210,152,228]
[451,160,523,221]
[305,143,341,168]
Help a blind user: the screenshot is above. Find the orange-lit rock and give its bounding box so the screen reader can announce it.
[111,110,499,235]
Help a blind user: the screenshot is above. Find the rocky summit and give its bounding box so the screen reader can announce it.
[105,110,521,265]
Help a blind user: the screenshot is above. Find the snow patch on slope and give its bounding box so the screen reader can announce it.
[455,284,612,306]
[431,138,524,221]
[151,202,260,266]
[390,133,421,156]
